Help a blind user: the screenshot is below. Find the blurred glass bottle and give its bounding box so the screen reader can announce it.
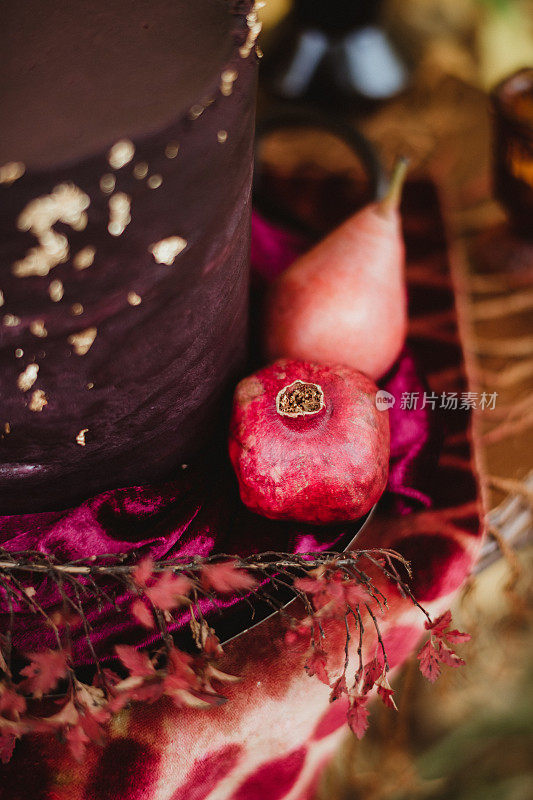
[472,67,533,277]
[262,0,408,109]
[493,68,533,238]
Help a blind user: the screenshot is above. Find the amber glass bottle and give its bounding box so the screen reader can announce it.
[493,68,533,238]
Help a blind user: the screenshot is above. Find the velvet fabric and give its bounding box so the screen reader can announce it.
[0,210,436,665]
[0,183,483,800]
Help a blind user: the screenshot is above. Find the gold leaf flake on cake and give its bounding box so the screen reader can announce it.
[73,246,96,271]
[4,423,11,435]
[70,303,84,316]
[76,428,89,446]
[220,69,238,96]
[108,139,135,169]
[165,142,180,159]
[29,389,47,412]
[0,290,4,307]
[3,314,21,327]
[0,161,25,185]
[14,184,90,278]
[17,363,39,392]
[127,291,142,306]
[147,174,163,189]
[133,162,149,180]
[49,279,64,302]
[30,319,47,338]
[68,326,97,356]
[108,192,131,236]
[240,4,262,58]
[100,174,116,194]
[17,183,90,233]
[149,236,187,265]
[217,130,228,143]
[12,231,69,277]
[189,104,205,120]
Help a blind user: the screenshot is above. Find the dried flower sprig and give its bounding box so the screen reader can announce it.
[0,548,470,762]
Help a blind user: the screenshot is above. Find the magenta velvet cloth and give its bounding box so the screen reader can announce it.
[0,211,438,666]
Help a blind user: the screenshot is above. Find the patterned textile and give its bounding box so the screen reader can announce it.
[0,182,484,799]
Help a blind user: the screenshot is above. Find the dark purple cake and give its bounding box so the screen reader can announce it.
[0,0,260,513]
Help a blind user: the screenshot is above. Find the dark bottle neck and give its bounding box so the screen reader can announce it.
[293,0,383,33]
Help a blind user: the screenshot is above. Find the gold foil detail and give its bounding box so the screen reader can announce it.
[76,428,89,446]
[240,4,262,58]
[147,174,163,189]
[68,326,97,355]
[133,162,149,180]
[108,139,135,169]
[86,382,94,390]
[108,193,131,236]
[71,303,84,316]
[4,423,11,435]
[0,290,4,307]
[29,389,47,412]
[217,130,228,143]
[17,183,90,232]
[12,231,69,277]
[100,174,116,194]
[30,319,47,338]
[49,280,64,302]
[14,184,90,277]
[189,104,205,120]
[73,246,96,270]
[3,314,20,327]
[221,69,238,96]
[17,363,39,392]
[15,348,23,358]
[149,236,187,265]
[0,162,25,185]
[71,213,88,231]
[127,291,142,306]
[165,142,180,159]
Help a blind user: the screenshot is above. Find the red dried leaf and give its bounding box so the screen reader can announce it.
[376,674,398,711]
[145,571,191,611]
[201,561,257,594]
[0,687,26,718]
[361,656,384,695]
[0,733,16,764]
[445,630,471,644]
[115,645,155,678]
[95,668,122,689]
[330,674,348,702]
[293,577,323,595]
[436,641,465,668]
[132,557,154,589]
[163,648,197,693]
[343,582,371,608]
[347,695,370,739]
[417,640,441,683]
[79,712,107,746]
[131,599,154,629]
[65,724,90,762]
[425,610,452,636]
[203,630,223,658]
[20,650,68,698]
[304,649,329,685]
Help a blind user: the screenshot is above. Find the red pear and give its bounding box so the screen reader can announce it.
[264,159,408,381]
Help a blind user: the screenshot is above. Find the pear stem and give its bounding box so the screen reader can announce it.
[379,157,409,217]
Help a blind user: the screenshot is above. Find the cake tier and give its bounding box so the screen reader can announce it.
[0,0,259,513]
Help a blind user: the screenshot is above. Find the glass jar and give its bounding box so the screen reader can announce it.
[492,67,533,238]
